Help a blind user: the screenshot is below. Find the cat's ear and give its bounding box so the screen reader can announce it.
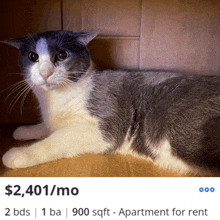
[0,36,27,49]
[77,32,98,45]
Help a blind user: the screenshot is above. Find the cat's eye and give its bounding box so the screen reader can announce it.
[57,50,68,61]
[29,52,39,62]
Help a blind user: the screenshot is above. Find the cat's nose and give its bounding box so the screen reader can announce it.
[40,67,54,82]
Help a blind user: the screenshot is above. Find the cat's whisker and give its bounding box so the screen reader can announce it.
[24,33,35,47]
[20,83,34,114]
[61,77,75,83]
[67,73,82,80]
[55,77,74,90]
[63,20,72,31]
[8,84,29,105]
[27,34,36,46]
[8,72,26,76]
[57,40,76,48]
[26,38,35,47]
[68,76,80,82]
[0,80,28,99]
[5,83,27,101]
[57,31,67,48]
[60,82,71,91]
[69,71,87,74]
[8,84,31,113]
[62,80,74,91]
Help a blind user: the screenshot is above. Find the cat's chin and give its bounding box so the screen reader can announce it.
[38,83,60,91]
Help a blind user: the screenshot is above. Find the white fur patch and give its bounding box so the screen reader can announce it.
[36,38,49,55]
[30,38,58,88]
[116,132,195,174]
[151,140,193,174]
[38,76,96,131]
[115,128,153,161]
[3,121,111,169]
[29,41,72,90]
[3,73,112,169]
[30,54,54,86]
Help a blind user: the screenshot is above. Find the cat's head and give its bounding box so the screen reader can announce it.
[1,31,98,91]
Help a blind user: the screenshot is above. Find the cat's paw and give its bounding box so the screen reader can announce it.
[13,126,30,140]
[13,124,49,141]
[2,147,32,169]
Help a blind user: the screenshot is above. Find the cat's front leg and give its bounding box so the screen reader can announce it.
[13,122,50,141]
[3,123,110,169]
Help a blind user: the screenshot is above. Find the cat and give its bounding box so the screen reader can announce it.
[1,30,220,176]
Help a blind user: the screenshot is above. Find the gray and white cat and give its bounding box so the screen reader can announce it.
[1,30,220,175]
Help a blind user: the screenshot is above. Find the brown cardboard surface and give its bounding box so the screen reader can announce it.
[1,153,194,177]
